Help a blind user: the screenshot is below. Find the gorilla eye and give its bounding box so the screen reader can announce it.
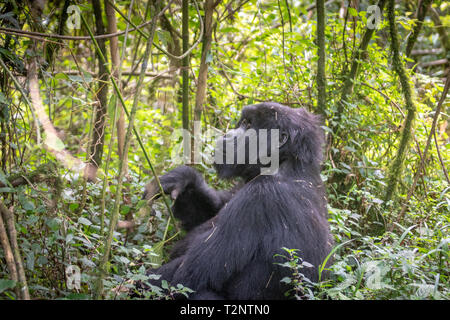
[241,118,251,129]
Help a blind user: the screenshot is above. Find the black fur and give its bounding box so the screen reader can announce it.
[141,102,332,300]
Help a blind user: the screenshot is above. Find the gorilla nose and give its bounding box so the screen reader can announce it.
[223,128,244,141]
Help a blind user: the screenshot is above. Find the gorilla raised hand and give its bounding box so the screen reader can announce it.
[141,102,332,299]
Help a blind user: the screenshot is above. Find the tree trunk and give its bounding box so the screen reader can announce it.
[0,208,19,298]
[90,0,109,172]
[383,0,417,207]
[0,202,30,299]
[405,0,433,57]
[194,0,216,123]
[104,0,127,172]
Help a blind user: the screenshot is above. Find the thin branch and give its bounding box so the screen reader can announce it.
[55,69,174,79]
[433,124,450,184]
[0,18,156,41]
[420,58,448,68]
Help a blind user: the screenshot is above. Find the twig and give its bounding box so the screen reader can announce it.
[411,48,444,56]
[360,82,405,117]
[420,59,448,68]
[0,18,157,41]
[433,125,450,184]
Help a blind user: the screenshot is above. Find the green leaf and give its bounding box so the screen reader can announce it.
[280,277,292,284]
[121,205,131,215]
[78,217,92,226]
[19,194,35,211]
[65,233,74,244]
[64,293,91,300]
[156,30,171,47]
[0,92,8,104]
[0,279,16,293]
[46,218,61,231]
[0,170,11,187]
[348,7,358,17]
[118,256,130,264]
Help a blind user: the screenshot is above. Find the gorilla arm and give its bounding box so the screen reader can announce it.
[143,165,233,231]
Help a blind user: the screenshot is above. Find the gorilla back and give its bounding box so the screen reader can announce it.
[141,102,332,299]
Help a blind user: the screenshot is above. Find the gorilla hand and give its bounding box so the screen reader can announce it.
[143,165,202,201]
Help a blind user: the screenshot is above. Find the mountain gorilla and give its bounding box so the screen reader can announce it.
[140,102,332,299]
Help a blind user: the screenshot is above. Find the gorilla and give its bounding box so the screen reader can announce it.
[140,102,332,299]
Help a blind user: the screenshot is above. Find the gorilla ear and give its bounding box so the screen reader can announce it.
[288,124,324,167]
[279,131,289,148]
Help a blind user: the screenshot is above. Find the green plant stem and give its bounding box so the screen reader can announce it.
[78,104,97,215]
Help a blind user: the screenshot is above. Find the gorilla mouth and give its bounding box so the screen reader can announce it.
[213,128,281,177]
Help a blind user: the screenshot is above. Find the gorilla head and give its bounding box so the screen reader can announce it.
[214,102,324,180]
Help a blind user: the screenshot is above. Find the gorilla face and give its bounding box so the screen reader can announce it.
[214,102,324,180]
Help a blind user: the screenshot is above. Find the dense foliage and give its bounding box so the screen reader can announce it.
[0,0,448,300]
